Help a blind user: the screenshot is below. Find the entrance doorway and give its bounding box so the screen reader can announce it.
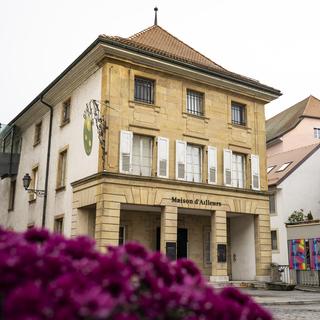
[156,227,188,259]
[177,228,188,258]
[229,214,256,280]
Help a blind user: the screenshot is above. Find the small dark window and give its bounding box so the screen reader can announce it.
[61,98,71,125]
[187,90,204,116]
[134,77,154,104]
[231,102,246,126]
[54,217,64,234]
[8,179,16,211]
[269,194,276,214]
[271,230,278,250]
[34,122,42,145]
[119,226,125,245]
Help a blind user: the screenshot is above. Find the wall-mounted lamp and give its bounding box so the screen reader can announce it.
[22,173,46,197]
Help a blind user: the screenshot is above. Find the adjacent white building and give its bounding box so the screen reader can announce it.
[267,95,320,265]
[267,143,320,264]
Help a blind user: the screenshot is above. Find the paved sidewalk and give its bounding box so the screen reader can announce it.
[239,288,320,306]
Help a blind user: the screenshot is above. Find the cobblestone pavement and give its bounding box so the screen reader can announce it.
[266,304,320,320]
[238,288,320,320]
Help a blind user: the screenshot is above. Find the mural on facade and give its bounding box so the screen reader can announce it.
[289,239,306,270]
[310,238,320,270]
[289,238,320,270]
[83,115,93,156]
[82,100,107,167]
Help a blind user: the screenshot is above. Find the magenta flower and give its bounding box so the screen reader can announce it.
[0,227,272,319]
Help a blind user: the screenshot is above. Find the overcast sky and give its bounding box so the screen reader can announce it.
[1,0,320,124]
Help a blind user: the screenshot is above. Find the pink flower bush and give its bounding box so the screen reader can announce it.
[0,227,272,319]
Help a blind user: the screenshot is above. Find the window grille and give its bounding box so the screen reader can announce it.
[231,102,246,126]
[134,77,154,104]
[187,90,204,116]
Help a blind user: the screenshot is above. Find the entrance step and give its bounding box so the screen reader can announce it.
[209,280,267,289]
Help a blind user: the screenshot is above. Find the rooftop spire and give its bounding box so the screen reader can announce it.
[154,7,158,25]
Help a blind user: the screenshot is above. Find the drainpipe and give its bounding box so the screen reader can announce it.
[40,97,53,228]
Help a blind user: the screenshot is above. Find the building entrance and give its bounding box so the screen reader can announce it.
[177,228,188,258]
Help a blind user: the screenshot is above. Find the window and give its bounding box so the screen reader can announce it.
[187,89,204,116]
[119,226,125,245]
[29,166,39,201]
[132,135,152,176]
[61,98,71,125]
[232,153,245,188]
[271,230,278,251]
[34,121,42,145]
[134,77,154,104]
[269,193,276,214]
[54,216,64,234]
[314,128,320,139]
[267,166,276,174]
[204,228,211,264]
[88,212,96,238]
[8,179,16,211]
[231,102,246,126]
[276,162,292,172]
[186,144,202,182]
[56,148,68,189]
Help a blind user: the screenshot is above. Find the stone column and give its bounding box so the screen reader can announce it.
[210,210,229,282]
[95,200,120,251]
[160,206,178,257]
[254,211,272,282]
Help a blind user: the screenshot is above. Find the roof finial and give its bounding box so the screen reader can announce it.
[154,7,158,25]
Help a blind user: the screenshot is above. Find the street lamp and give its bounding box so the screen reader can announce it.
[22,173,46,196]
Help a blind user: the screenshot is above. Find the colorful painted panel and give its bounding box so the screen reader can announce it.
[310,238,320,271]
[289,239,306,270]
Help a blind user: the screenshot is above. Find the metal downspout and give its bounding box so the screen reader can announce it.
[40,97,53,228]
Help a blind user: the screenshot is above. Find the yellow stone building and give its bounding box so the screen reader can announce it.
[0,22,281,282]
[71,24,281,282]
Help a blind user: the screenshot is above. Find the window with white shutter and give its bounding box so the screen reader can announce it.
[157,137,169,178]
[208,146,217,184]
[119,130,133,174]
[186,144,202,182]
[251,154,260,190]
[132,135,152,176]
[176,140,187,180]
[223,149,232,186]
[232,153,245,188]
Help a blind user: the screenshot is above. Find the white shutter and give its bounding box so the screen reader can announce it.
[223,149,232,186]
[208,146,217,184]
[119,130,133,174]
[176,140,187,180]
[251,154,260,190]
[157,137,169,178]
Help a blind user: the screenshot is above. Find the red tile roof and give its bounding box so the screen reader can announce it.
[128,25,225,71]
[99,25,281,94]
[266,95,320,143]
[267,143,320,186]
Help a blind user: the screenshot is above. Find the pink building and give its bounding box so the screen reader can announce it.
[267,95,320,156]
